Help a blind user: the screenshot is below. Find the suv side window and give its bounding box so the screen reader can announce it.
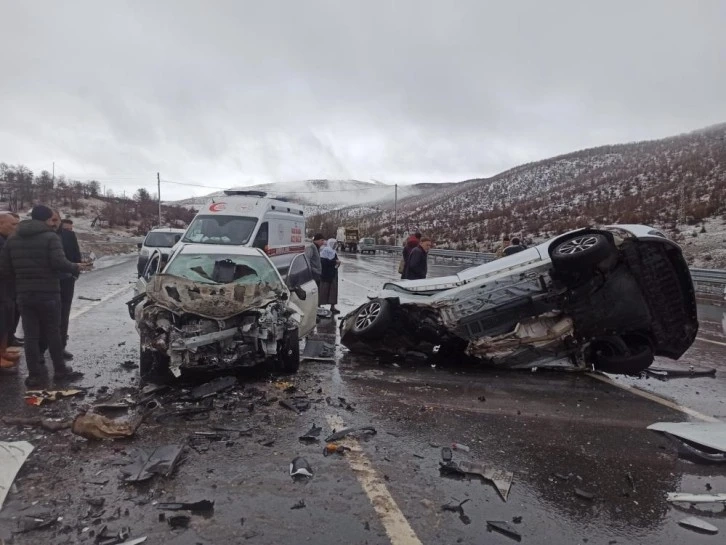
[252,222,269,250]
[288,254,312,288]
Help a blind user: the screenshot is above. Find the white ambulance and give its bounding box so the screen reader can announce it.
[180,190,306,256]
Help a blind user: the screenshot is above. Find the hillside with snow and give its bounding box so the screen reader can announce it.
[172,179,449,215]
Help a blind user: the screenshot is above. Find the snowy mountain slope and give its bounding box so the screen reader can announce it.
[172,179,447,213]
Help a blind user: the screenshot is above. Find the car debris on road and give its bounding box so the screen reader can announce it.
[0,441,34,510]
[678,516,719,534]
[439,460,514,501]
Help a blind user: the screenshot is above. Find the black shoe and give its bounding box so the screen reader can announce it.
[63,350,74,360]
[10,337,24,347]
[331,307,341,314]
[25,374,47,388]
[54,365,84,381]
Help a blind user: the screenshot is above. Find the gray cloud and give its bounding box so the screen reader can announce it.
[1,0,724,199]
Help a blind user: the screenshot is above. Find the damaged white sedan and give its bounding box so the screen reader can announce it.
[341,226,698,375]
[127,244,318,378]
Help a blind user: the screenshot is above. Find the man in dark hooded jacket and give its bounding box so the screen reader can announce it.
[0,212,20,371]
[0,205,82,387]
[400,232,421,279]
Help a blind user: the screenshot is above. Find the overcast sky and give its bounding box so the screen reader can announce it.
[1,0,725,199]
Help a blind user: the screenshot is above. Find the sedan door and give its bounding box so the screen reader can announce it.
[135,250,164,295]
[287,253,318,337]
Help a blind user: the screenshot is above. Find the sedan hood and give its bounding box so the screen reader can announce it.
[145,274,285,319]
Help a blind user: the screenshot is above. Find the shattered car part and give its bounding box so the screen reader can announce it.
[340,226,698,375]
[645,365,716,380]
[71,413,145,441]
[156,500,214,513]
[189,376,238,400]
[678,516,719,534]
[0,442,34,509]
[324,426,377,442]
[24,389,83,406]
[647,422,726,455]
[439,460,513,501]
[289,457,313,478]
[299,424,323,443]
[487,521,522,542]
[122,444,184,482]
[301,340,336,362]
[667,493,726,503]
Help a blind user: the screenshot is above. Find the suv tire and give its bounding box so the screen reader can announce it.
[351,299,392,339]
[551,233,614,272]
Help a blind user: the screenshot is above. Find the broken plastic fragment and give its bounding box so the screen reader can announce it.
[156,500,214,513]
[487,521,522,542]
[574,488,595,500]
[290,500,306,510]
[647,422,726,456]
[667,493,726,503]
[324,426,377,442]
[167,515,191,529]
[289,457,313,478]
[72,413,143,440]
[441,447,453,462]
[189,376,238,400]
[0,441,34,509]
[24,389,83,406]
[122,444,184,482]
[442,499,471,525]
[439,460,513,501]
[299,424,322,443]
[678,516,719,534]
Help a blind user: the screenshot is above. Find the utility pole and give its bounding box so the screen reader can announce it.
[394,183,398,246]
[157,172,162,227]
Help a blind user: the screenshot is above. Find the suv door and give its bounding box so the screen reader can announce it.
[287,253,318,337]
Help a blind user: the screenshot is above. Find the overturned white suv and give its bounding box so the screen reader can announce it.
[341,226,698,375]
[128,244,318,379]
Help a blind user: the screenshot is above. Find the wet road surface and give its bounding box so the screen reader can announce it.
[1,252,724,544]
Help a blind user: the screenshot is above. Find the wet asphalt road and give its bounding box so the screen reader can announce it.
[1,252,725,545]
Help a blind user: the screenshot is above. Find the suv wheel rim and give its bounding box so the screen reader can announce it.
[558,236,599,255]
[355,302,381,329]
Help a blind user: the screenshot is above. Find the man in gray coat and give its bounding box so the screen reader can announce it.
[0,205,83,387]
[304,233,325,285]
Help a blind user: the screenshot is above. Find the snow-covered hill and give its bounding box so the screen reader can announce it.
[172,179,448,215]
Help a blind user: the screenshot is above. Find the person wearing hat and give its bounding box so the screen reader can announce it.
[0,205,83,387]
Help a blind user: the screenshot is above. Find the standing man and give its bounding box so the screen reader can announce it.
[0,205,83,387]
[400,232,421,279]
[304,233,325,286]
[404,237,432,280]
[58,217,82,358]
[0,212,20,371]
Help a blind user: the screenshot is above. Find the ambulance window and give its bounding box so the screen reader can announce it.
[252,222,269,250]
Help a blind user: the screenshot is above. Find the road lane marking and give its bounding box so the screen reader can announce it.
[586,372,720,422]
[69,283,132,321]
[695,336,726,347]
[326,415,422,545]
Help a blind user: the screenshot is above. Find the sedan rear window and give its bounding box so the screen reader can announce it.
[145,232,180,248]
[165,253,284,289]
[182,215,258,245]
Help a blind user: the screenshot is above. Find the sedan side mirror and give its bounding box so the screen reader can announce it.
[293,286,307,301]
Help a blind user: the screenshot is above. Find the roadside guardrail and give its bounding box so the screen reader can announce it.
[361,248,726,296]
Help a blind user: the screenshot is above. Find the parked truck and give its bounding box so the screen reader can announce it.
[336,227,360,252]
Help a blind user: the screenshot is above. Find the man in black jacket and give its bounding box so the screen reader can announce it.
[403,237,432,280]
[0,212,20,371]
[0,205,83,387]
[58,217,82,358]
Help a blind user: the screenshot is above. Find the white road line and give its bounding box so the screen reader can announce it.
[69,283,133,321]
[695,336,726,347]
[326,415,423,545]
[586,372,720,422]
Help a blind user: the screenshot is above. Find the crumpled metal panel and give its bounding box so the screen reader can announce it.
[145,274,283,320]
[466,314,573,358]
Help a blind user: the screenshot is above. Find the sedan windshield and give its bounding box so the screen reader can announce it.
[165,253,284,289]
[145,232,180,248]
[182,215,258,245]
